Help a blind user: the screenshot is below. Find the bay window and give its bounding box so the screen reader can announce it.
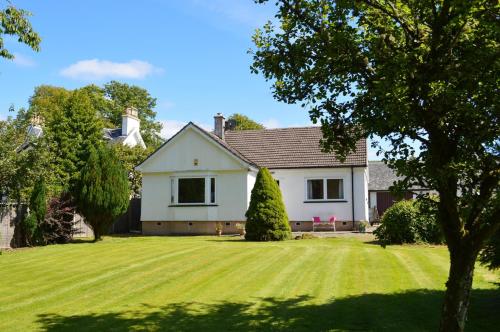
[171,176,216,205]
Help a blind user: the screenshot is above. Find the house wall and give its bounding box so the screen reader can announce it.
[270,167,369,224]
[139,127,254,235]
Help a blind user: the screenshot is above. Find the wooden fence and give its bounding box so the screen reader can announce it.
[0,198,141,248]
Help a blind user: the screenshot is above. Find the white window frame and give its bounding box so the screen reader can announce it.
[170,176,217,205]
[304,177,345,201]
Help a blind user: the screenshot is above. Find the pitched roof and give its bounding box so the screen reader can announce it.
[368,161,428,191]
[103,128,123,140]
[136,122,258,170]
[368,161,400,190]
[223,126,367,169]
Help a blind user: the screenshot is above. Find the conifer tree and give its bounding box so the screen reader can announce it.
[75,144,129,241]
[47,89,104,192]
[245,168,291,241]
[23,177,47,245]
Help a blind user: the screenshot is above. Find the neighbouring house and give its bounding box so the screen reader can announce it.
[102,107,146,149]
[136,113,369,235]
[18,107,146,152]
[368,161,430,222]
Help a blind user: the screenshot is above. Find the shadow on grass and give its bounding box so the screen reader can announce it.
[37,288,500,331]
[69,238,94,244]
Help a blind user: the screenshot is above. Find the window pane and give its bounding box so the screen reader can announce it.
[327,179,344,199]
[178,178,205,203]
[307,179,324,200]
[210,177,216,203]
[170,178,175,203]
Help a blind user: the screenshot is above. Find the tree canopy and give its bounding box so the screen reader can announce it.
[251,1,499,331]
[30,82,163,149]
[0,2,41,60]
[43,89,104,193]
[227,113,265,130]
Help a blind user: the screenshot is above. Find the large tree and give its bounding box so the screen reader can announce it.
[75,144,130,241]
[250,1,499,331]
[0,2,40,60]
[81,81,163,148]
[43,89,104,193]
[227,113,265,130]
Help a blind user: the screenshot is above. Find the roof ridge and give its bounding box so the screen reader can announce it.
[225,125,321,133]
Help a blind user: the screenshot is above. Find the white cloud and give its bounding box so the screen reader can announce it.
[160,120,212,139]
[12,53,36,67]
[262,118,317,129]
[262,118,281,129]
[60,59,162,80]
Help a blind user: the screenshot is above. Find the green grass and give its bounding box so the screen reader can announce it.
[0,236,498,331]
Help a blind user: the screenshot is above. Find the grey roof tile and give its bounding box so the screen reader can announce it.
[223,126,367,169]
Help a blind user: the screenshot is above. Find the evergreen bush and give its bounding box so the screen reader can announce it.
[75,144,129,241]
[245,168,291,241]
[22,177,47,245]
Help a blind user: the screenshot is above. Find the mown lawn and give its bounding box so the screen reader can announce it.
[0,236,498,331]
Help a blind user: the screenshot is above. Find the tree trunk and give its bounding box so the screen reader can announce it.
[93,228,101,242]
[439,250,477,332]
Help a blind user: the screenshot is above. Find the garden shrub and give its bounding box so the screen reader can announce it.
[245,168,291,241]
[38,192,77,244]
[413,197,443,244]
[374,197,442,245]
[374,200,419,245]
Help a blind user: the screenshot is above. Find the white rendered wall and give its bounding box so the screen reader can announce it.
[139,127,253,222]
[270,167,369,222]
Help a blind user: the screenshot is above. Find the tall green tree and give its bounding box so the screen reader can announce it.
[75,145,130,241]
[245,168,291,241]
[0,2,41,60]
[44,89,104,193]
[251,1,499,331]
[227,113,265,130]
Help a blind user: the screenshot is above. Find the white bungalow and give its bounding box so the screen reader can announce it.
[136,114,369,235]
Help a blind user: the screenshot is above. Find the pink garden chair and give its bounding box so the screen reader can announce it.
[312,216,337,232]
[312,216,321,232]
[328,216,336,232]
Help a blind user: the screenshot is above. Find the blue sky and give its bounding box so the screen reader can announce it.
[1,0,382,159]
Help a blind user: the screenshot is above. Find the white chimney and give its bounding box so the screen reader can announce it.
[122,107,140,136]
[214,113,225,139]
